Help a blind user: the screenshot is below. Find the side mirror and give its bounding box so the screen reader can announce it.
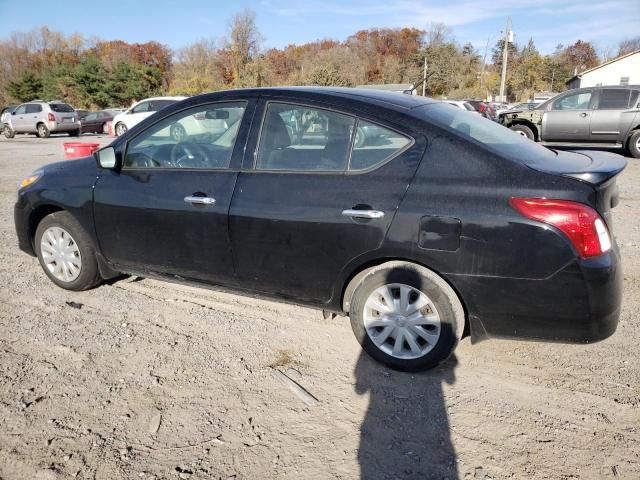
[11,111,16,115]
[96,147,118,169]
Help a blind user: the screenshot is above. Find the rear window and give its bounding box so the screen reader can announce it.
[49,103,75,113]
[419,103,557,165]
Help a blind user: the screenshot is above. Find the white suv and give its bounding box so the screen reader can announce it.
[112,96,187,136]
[3,101,80,138]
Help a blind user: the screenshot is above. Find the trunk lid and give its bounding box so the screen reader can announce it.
[525,149,626,227]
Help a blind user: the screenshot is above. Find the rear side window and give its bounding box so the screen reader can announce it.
[630,91,640,108]
[49,103,74,113]
[25,104,42,114]
[256,103,355,172]
[597,89,631,110]
[418,103,557,165]
[350,120,411,171]
[151,100,176,112]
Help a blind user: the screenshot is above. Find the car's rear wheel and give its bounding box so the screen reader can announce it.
[170,123,186,141]
[627,130,640,159]
[37,123,50,138]
[115,122,127,136]
[349,261,465,372]
[35,212,102,291]
[509,124,535,140]
[68,129,80,137]
[3,125,15,138]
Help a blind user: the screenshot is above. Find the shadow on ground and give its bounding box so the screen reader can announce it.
[355,353,458,480]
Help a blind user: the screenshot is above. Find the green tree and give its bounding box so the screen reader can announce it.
[7,71,43,101]
[307,64,352,87]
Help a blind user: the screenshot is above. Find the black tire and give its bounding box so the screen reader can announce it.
[34,211,102,291]
[170,123,187,141]
[349,261,465,372]
[627,130,640,159]
[37,123,50,138]
[68,129,80,137]
[509,123,535,140]
[101,123,107,135]
[3,125,15,139]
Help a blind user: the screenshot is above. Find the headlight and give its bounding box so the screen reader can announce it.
[19,170,43,189]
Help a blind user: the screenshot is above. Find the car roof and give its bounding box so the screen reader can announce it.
[138,96,188,102]
[194,87,438,111]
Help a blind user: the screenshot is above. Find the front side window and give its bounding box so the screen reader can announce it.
[15,105,27,115]
[597,89,631,110]
[124,102,246,169]
[85,113,98,121]
[552,92,592,111]
[350,120,412,171]
[256,103,355,171]
[131,102,150,114]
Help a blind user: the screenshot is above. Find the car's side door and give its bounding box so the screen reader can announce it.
[81,112,98,133]
[589,88,634,144]
[125,101,154,129]
[11,104,28,132]
[228,99,426,304]
[93,99,255,284]
[25,104,43,132]
[541,89,594,141]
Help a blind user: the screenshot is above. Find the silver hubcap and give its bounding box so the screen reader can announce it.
[38,125,46,136]
[636,136,640,151]
[515,130,528,138]
[363,283,441,360]
[117,124,126,135]
[40,227,82,282]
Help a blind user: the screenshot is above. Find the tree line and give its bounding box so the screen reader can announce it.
[1,10,638,109]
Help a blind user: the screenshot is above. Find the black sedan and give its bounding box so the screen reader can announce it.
[14,87,625,371]
[80,110,115,134]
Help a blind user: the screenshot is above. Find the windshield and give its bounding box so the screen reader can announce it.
[419,103,556,164]
[49,103,75,113]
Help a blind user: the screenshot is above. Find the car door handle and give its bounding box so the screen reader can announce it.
[579,112,589,117]
[184,195,216,205]
[342,209,384,219]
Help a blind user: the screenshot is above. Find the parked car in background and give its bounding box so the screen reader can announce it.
[1,104,17,130]
[80,110,117,134]
[15,87,625,372]
[75,109,90,122]
[466,100,497,121]
[112,96,187,136]
[490,102,510,116]
[443,100,478,112]
[500,85,640,158]
[3,100,80,138]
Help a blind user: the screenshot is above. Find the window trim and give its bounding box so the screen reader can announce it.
[252,100,415,175]
[121,100,249,172]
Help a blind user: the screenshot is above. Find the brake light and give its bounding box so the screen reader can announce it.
[477,103,486,113]
[48,112,55,122]
[510,198,611,258]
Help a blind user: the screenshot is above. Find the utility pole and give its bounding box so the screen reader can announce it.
[550,69,555,92]
[480,36,491,92]
[422,56,427,96]
[499,17,512,103]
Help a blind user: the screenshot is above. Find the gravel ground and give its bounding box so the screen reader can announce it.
[0,134,638,480]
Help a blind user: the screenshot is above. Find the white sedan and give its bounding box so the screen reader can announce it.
[112,96,187,136]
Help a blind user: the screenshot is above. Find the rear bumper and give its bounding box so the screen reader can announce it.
[48,121,80,132]
[452,246,622,343]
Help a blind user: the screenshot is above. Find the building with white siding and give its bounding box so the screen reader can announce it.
[566,50,640,89]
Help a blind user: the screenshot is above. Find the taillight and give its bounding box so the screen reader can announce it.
[47,112,55,122]
[478,103,486,113]
[510,198,612,258]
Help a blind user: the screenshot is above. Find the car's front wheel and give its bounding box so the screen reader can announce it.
[115,122,127,136]
[35,212,102,291]
[349,262,465,372]
[509,124,535,140]
[68,129,80,137]
[3,125,15,138]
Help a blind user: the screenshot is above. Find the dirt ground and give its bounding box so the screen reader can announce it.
[0,133,638,480]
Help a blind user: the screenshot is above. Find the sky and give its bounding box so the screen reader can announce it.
[0,0,638,56]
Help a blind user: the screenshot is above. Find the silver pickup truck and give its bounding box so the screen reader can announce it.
[500,86,640,158]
